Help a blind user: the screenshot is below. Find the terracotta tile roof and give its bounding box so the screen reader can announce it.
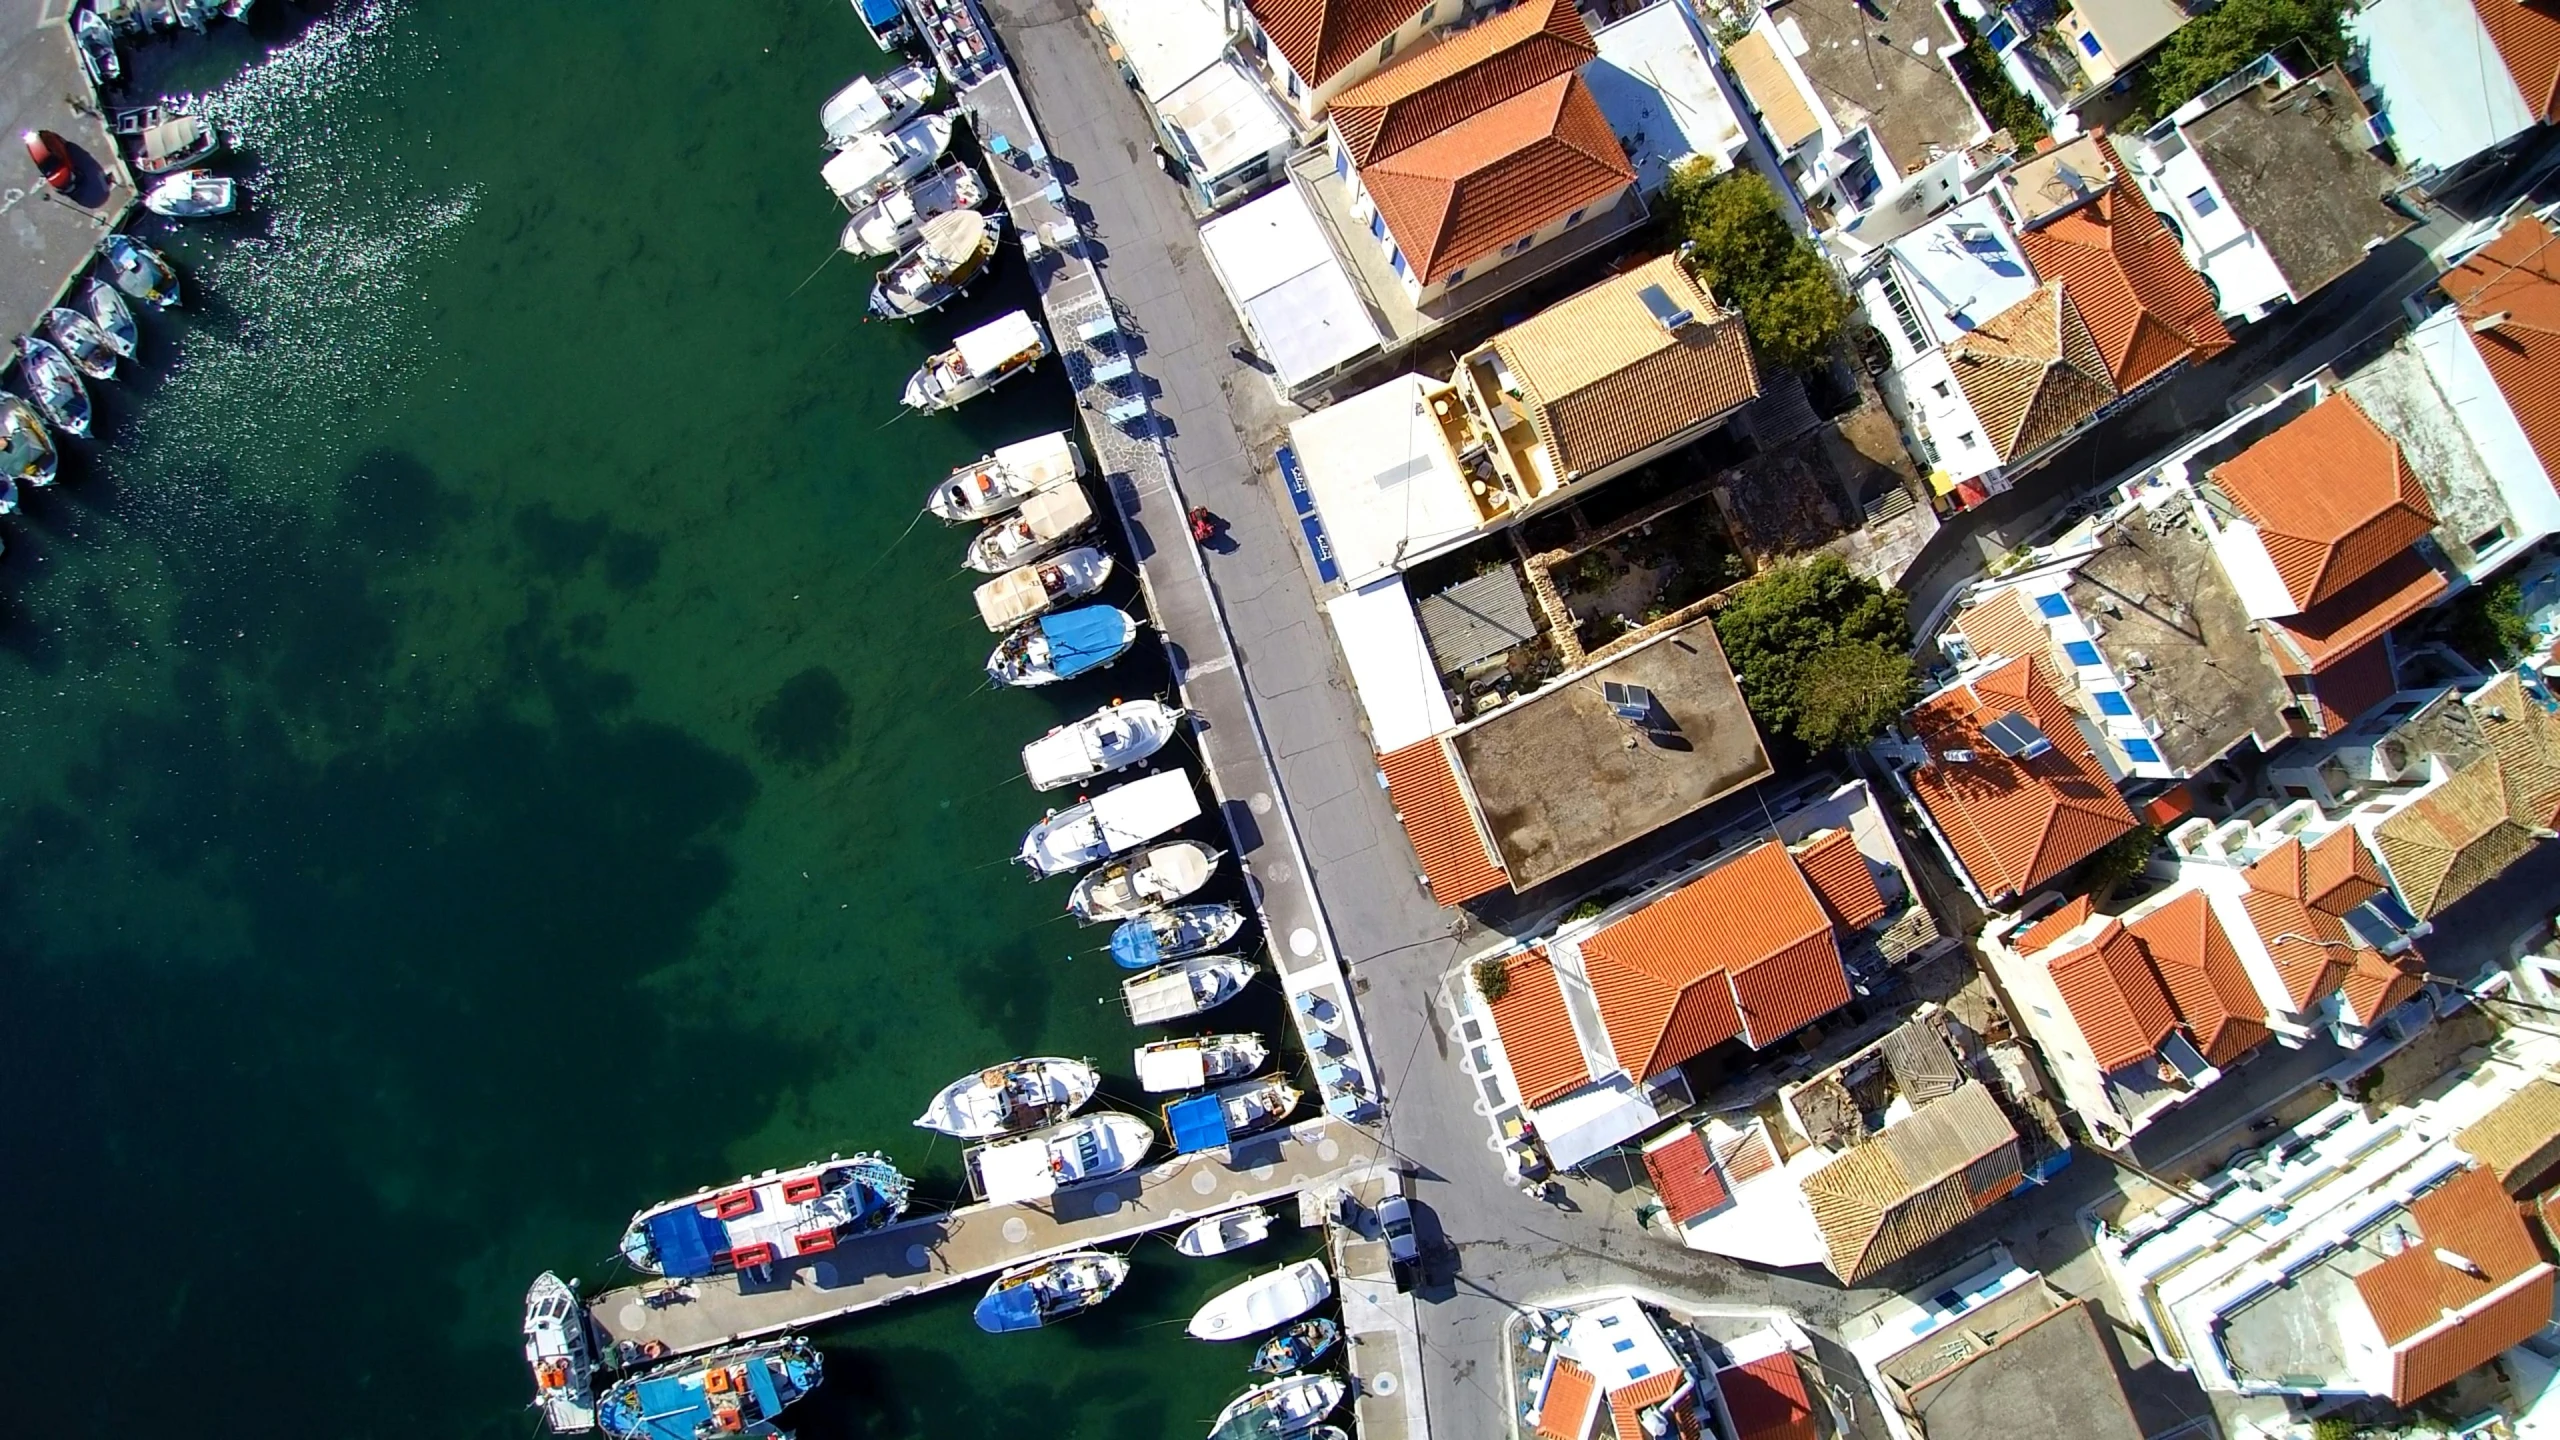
[2353,1166,2557,1403]
[1246,0,1421,88]
[1379,737,1508,904]
[2046,918,2180,1071]
[2209,394,2439,610]
[2457,1078,2560,1192]
[2477,672,2560,828]
[1331,0,1594,165]
[1363,73,1635,287]
[2126,890,2270,1066]
[2261,547,2449,675]
[1908,656,2140,903]
[2339,947,2426,1027]
[1719,1350,1818,1440]
[1731,932,1857,1047]
[2308,635,2400,735]
[1795,828,1891,930]
[1643,1127,1731,1224]
[1490,949,1594,1107]
[1536,1357,1601,1440]
[1945,283,2119,461]
[1489,253,1761,479]
[2018,137,2232,391]
[1724,30,1822,149]
[2235,886,2357,1009]
[1608,1370,1701,1440]
[1800,1083,2020,1282]
[2243,830,2387,918]
[1953,589,2053,667]
[1718,1124,1779,1184]
[2017,895,2096,954]
[2373,750,2551,917]
[2472,0,2560,123]
[2443,215,2560,495]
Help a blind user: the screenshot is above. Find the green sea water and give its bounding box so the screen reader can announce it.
[0,4,1305,1436]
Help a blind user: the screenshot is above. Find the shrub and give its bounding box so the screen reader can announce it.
[2445,576,2536,667]
[2128,0,2352,124]
[1659,164,1852,373]
[1951,34,2049,144]
[1471,956,1512,1003]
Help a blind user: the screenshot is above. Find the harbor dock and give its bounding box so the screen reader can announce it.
[0,5,135,340]
[588,1117,1381,1355]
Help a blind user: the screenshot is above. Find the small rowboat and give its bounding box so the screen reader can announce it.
[1251,1317,1340,1376]
[1174,1205,1273,1259]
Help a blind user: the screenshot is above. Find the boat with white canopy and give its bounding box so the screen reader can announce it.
[819,64,937,148]
[1017,770,1201,878]
[1121,954,1255,1025]
[1070,840,1220,922]
[972,545,1113,631]
[1024,699,1181,791]
[1134,1032,1266,1094]
[963,1112,1154,1204]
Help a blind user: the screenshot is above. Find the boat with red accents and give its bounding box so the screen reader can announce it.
[616,1152,912,1278]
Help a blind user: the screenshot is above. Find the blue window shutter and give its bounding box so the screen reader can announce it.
[2123,738,2161,763]
[2094,690,2133,717]
[1335,146,1350,180]
[2034,593,2071,619]
[2078,31,2101,54]
[1370,210,1386,239]
[2063,640,2102,667]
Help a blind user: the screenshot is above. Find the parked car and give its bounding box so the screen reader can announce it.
[1375,1192,1420,1266]
[21,130,74,193]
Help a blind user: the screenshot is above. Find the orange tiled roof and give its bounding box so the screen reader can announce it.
[1945,283,2118,461]
[2127,890,2271,1066]
[1643,1128,1731,1225]
[2016,895,2097,954]
[2244,830,2387,918]
[1490,949,1593,1107]
[2019,137,2231,391]
[2236,886,2357,1010]
[1536,1357,1601,1440]
[2261,547,2449,675]
[1720,1350,1818,1440]
[2443,215,2560,497]
[1718,1124,1779,1184]
[2472,0,2560,123]
[1795,828,1891,931]
[1908,656,2139,903]
[1607,1370,1695,1440]
[1362,73,1635,286]
[2354,1166,2558,1403]
[2339,947,2426,1027]
[2046,919,2180,1071]
[1247,0,1422,87]
[1331,0,1594,165]
[2309,635,2400,735]
[1380,738,1508,904]
[1954,589,2052,667]
[2209,394,2438,610]
[1731,932,1857,1047]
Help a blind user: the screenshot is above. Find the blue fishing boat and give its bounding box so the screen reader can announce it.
[617,1153,911,1278]
[852,0,912,50]
[596,1337,822,1440]
[971,1250,1130,1332]
[1110,903,1245,969]
[98,232,179,310]
[985,604,1136,688]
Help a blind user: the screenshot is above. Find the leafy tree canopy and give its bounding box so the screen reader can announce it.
[1659,164,1851,374]
[2130,0,2351,123]
[1714,554,1917,751]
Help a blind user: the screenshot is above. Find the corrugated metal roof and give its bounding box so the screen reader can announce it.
[1416,567,1538,673]
[1880,1017,1965,1103]
[1379,737,1509,904]
[2209,394,2437,610]
[1490,949,1594,1107]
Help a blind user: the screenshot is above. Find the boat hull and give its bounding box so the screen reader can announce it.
[1121,953,1256,1025]
[1188,1260,1334,1341]
[1108,901,1243,967]
[20,337,92,437]
[1174,1205,1274,1259]
[972,1250,1130,1332]
[914,1056,1100,1139]
[81,280,138,359]
[926,427,1082,523]
[524,1271,600,1434]
[1070,840,1222,923]
[617,1153,913,1278]
[597,1337,822,1440]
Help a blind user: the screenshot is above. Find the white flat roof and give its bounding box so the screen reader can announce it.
[1532,1076,1672,1172]
[1200,184,1385,388]
[1284,373,1481,589]
[1093,0,1231,102]
[1589,0,1751,191]
[2350,0,2533,174]
[1164,56,1294,181]
[1323,578,1456,753]
[1885,194,2039,349]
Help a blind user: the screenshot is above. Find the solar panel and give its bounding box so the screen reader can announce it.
[1636,284,1694,332]
[1980,710,2052,760]
[1602,681,1655,723]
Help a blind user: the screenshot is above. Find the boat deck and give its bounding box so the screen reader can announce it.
[587,1117,1378,1355]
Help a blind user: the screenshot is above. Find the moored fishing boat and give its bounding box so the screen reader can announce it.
[1070,839,1221,923]
[822,111,955,207]
[617,1153,912,1277]
[42,307,115,380]
[1208,1373,1347,1440]
[902,308,1047,412]
[99,232,179,309]
[19,336,91,437]
[973,545,1113,632]
[851,0,913,50]
[1252,1317,1341,1376]
[964,484,1092,573]
[1109,902,1242,968]
[925,426,1082,522]
[1173,1075,1301,1146]
[141,167,237,218]
[1018,769,1201,878]
[842,160,985,257]
[82,280,137,360]
[972,1250,1130,1332]
[597,1337,821,1440]
[986,604,1136,689]
[1188,1259,1333,1341]
[1122,953,1256,1025]
[1024,698,1182,792]
[1174,1204,1273,1259]
[523,1271,599,1434]
[914,1055,1099,1140]
[0,393,56,488]
[1135,1032,1267,1095]
[869,207,1000,319]
[73,8,119,85]
[964,1111,1154,1204]
[819,63,938,148]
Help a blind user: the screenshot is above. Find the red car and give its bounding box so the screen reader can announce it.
[21,130,74,193]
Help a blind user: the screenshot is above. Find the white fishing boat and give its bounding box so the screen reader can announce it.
[523,1271,599,1434]
[869,207,1000,319]
[1070,840,1222,923]
[1208,1374,1348,1440]
[964,1112,1154,1204]
[1023,699,1182,792]
[925,427,1083,522]
[41,307,115,381]
[100,232,179,309]
[852,0,913,50]
[1017,769,1201,878]
[842,160,986,257]
[913,1056,1099,1140]
[1173,1205,1274,1259]
[1109,904,1244,969]
[19,336,91,437]
[820,63,938,148]
[73,8,119,85]
[0,393,56,488]
[1198,1075,1301,1142]
[141,168,237,218]
[965,485,1092,574]
[1134,1032,1267,1094]
[82,280,138,360]
[903,308,1047,412]
[973,1250,1130,1332]
[986,604,1137,689]
[1122,954,1256,1025]
[822,110,955,207]
[1187,1260,1333,1341]
[125,111,216,176]
[972,545,1113,632]
[617,1154,913,1278]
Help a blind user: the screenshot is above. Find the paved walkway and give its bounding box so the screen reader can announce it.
[588,1118,1377,1355]
[0,1,134,340]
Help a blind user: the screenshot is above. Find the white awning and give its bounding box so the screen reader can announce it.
[1530,1076,1674,1172]
[1199,185,1384,389]
[1136,1044,1210,1091]
[974,1134,1060,1203]
[955,311,1044,374]
[1323,578,1454,754]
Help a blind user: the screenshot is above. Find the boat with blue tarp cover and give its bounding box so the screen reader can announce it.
[852,0,912,50]
[1109,903,1244,969]
[1165,1075,1299,1153]
[971,1249,1130,1332]
[617,1153,911,1278]
[986,605,1137,688]
[596,1336,821,1440]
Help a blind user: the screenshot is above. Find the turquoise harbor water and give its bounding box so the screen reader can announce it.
[0,4,1304,1436]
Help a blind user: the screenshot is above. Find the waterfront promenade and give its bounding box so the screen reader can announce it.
[0,2,133,338]
[590,1117,1378,1355]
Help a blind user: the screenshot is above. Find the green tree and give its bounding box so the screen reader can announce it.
[1659,164,1851,373]
[2445,576,2536,668]
[1713,554,1916,750]
[1951,34,2049,144]
[2128,0,2351,123]
[2086,824,2162,895]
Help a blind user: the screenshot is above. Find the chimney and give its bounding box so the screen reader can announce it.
[2434,1247,2487,1278]
[2472,311,2514,333]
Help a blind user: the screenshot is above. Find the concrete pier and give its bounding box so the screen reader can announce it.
[588,1117,1380,1355]
[0,4,135,339]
